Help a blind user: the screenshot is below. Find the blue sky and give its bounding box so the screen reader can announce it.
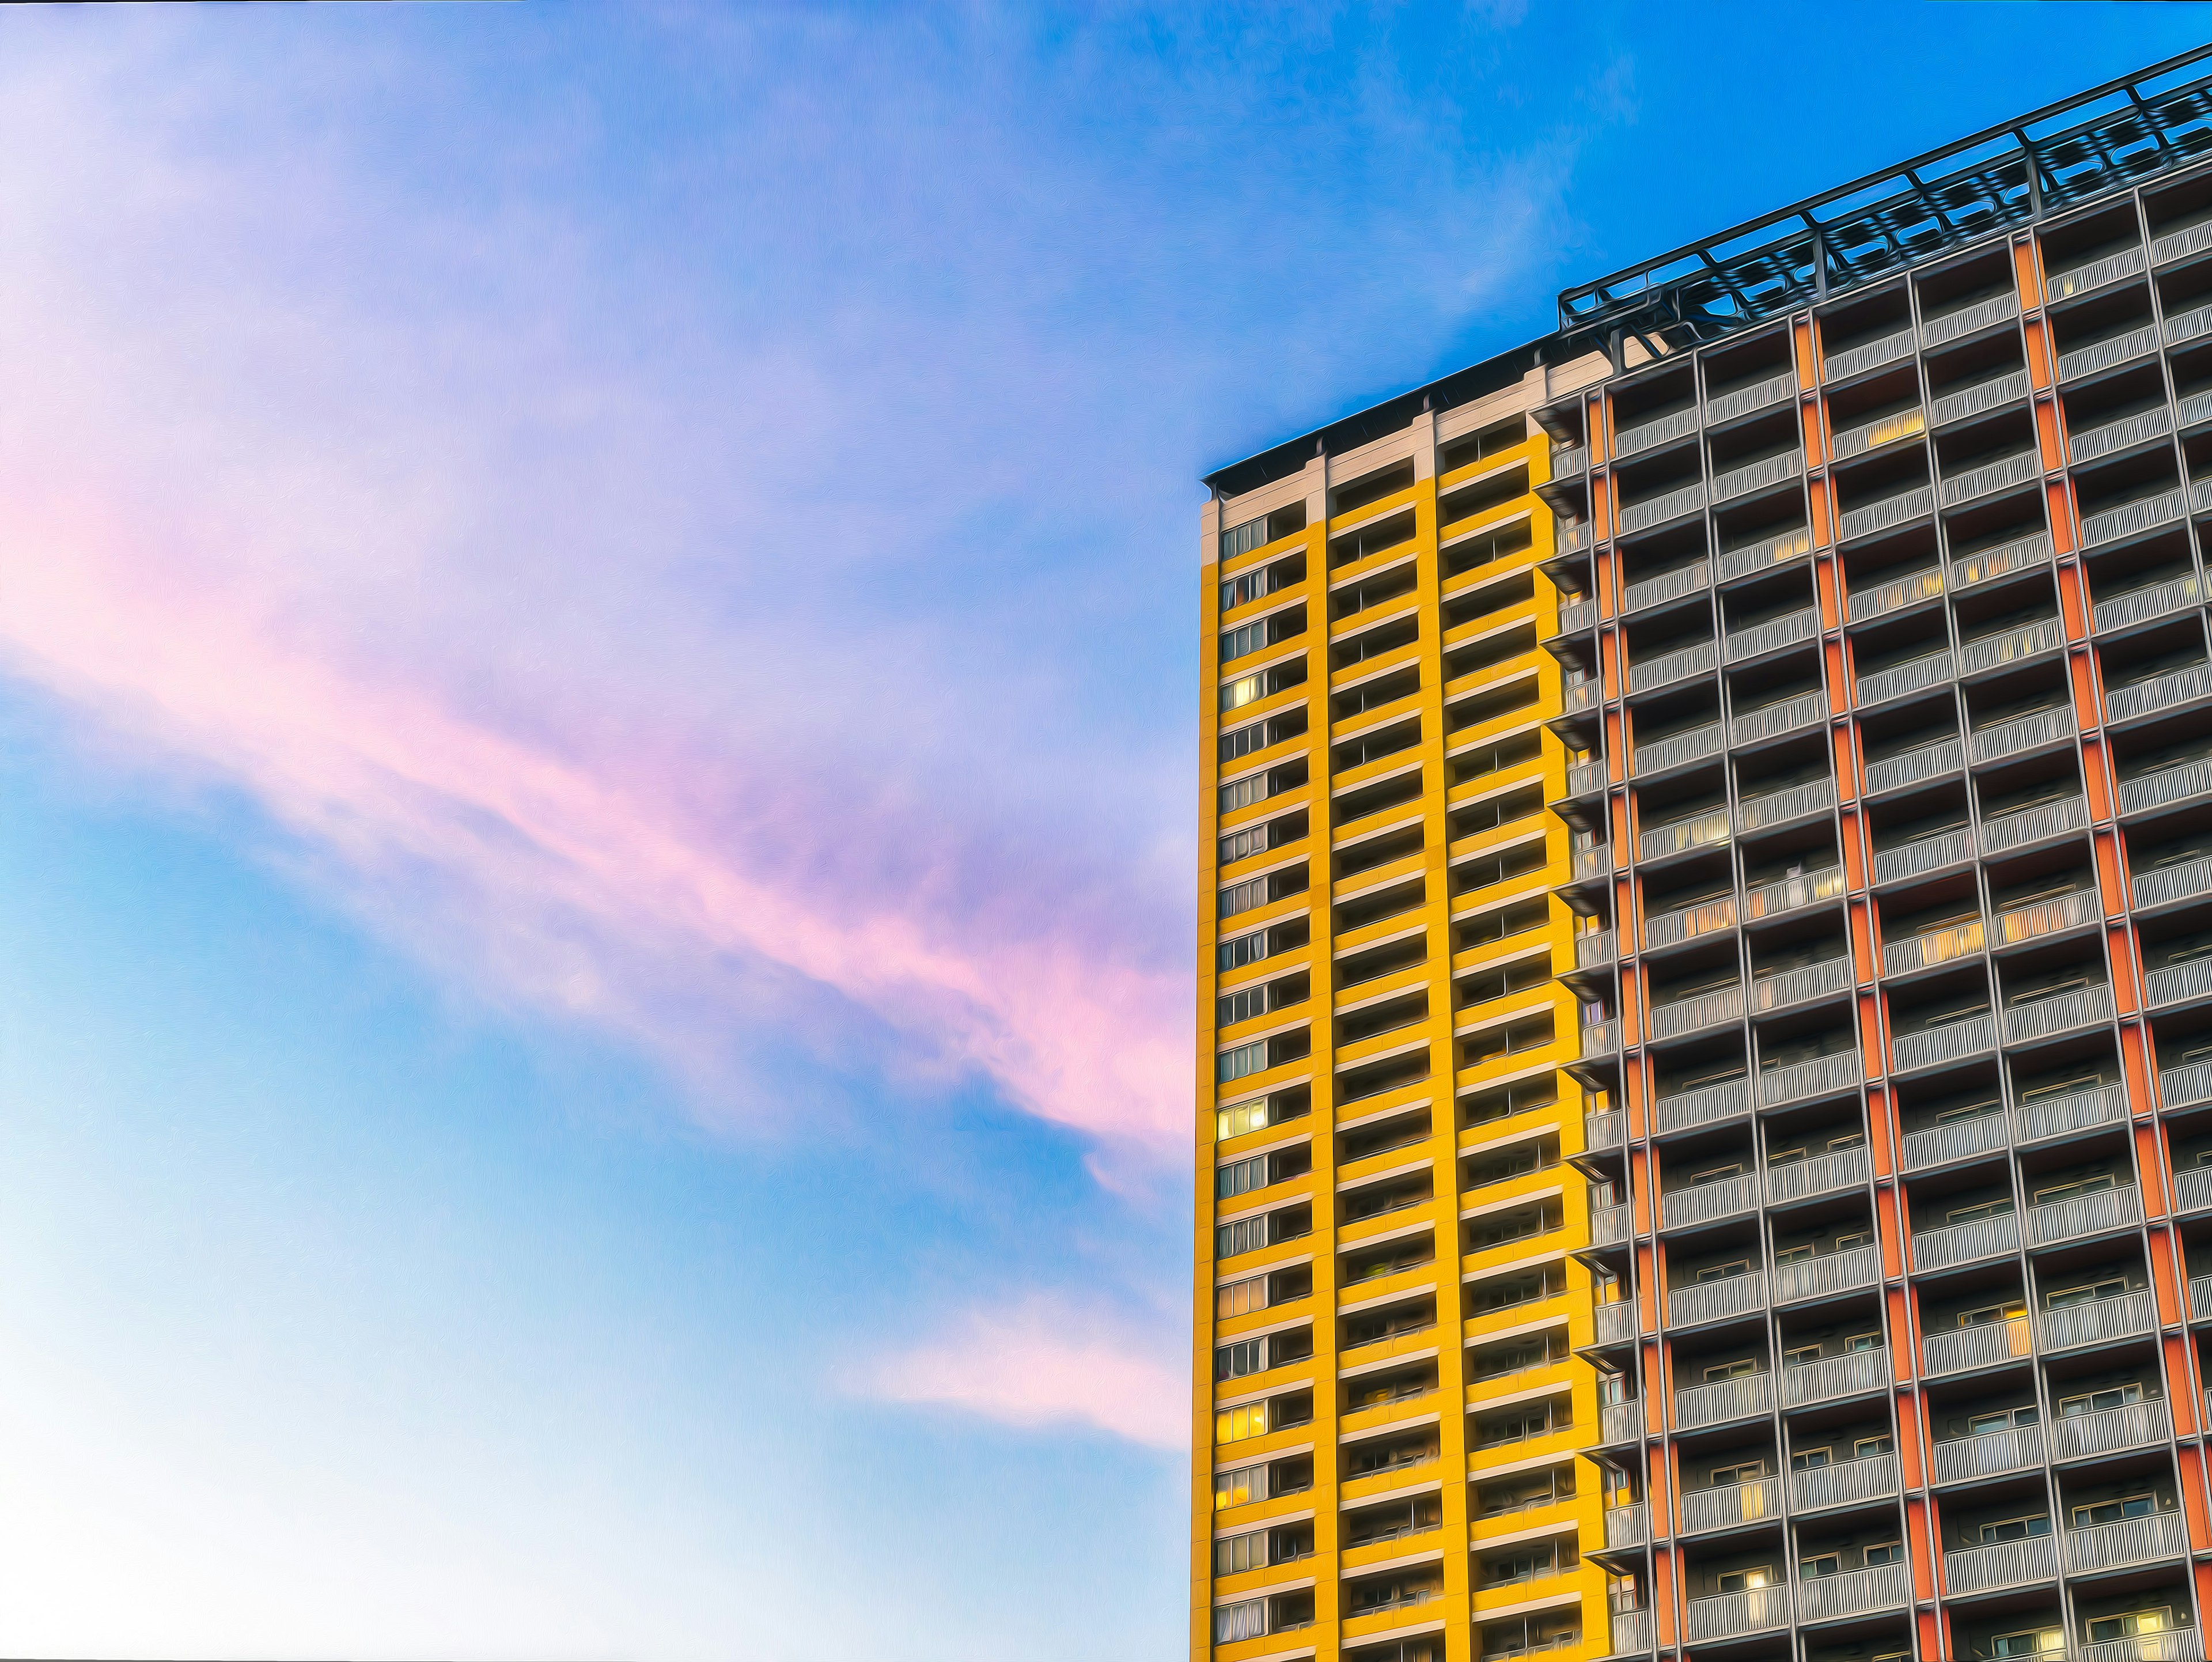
[0,6,2203,1658]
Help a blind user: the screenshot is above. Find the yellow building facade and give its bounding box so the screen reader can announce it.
[1195,347,1619,1662]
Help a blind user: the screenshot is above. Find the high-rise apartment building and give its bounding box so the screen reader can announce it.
[1192,43,2212,1662]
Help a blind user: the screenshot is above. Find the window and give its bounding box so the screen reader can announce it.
[2035,1172,2116,1206]
[1948,1198,2015,1224]
[1215,1402,1269,1444]
[2072,1494,2156,1528]
[1212,1528,1267,1576]
[1990,1631,2061,1658]
[2058,1383,2146,1417]
[1791,1447,1832,1472]
[1692,1163,1746,1186]
[1768,1146,1806,1166]
[2045,1277,2126,1309]
[1784,1344,1821,1367]
[1217,926,1271,974]
[1221,671,1264,711]
[1216,1275,1267,1319]
[1712,1461,1762,1485]
[1217,1154,1270,1201]
[1217,1039,1267,1084]
[2089,1612,2171,1643]
[1845,1331,1881,1352]
[1829,1132,1866,1151]
[1863,1540,1903,1566]
[1216,1095,1271,1139]
[1775,1243,1814,1264]
[1968,1406,2039,1434]
[1215,1338,1265,1381]
[1978,1514,2052,1543]
[1716,1568,1773,1593]
[1214,1462,1263,1509]
[1835,1232,1871,1251]
[1695,1260,1751,1284]
[1855,1434,1894,1459]
[1704,1359,1757,1383]
[1936,1098,2001,1125]
[1216,1215,1269,1259]
[1799,1553,1839,1580]
[1960,1300,2027,1326]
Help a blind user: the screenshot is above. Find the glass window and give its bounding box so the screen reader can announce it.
[1855,1435,1895,1459]
[2045,1277,2125,1309]
[1693,1163,1746,1186]
[1695,1260,1751,1284]
[2035,1172,2118,1206]
[1990,1630,2061,1657]
[2058,1383,2145,1417]
[2072,1495,2156,1528]
[1712,1461,1763,1485]
[1791,1447,1832,1471]
[1979,1515,2052,1543]
[1960,1300,2027,1326]
[1784,1344,1821,1366]
[1948,1198,2015,1224]
[1716,1568,1772,1593]
[1705,1359,1757,1382]
[1863,1540,1903,1566]
[1835,1231,1872,1251]
[1799,1554,1839,1579]
[1768,1146,1806,1165]
[1775,1243,1814,1263]
[1845,1331,1882,1352]
[2089,1612,2170,1642]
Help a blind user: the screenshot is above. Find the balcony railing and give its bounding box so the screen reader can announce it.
[1724,605,1819,663]
[1551,444,1589,478]
[1931,1421,2044,1484]
[1746,865,1847,920]
[2195,1275,2212,1324]
[1567,758,1607,796]
[2039,1287,2156,1351]
[1950,526,2051,589]
[2186,386,2212,429]
[1994,887,2100,945]
[2121,755,2212,815]
[1902,1108,2009,1171]
[1971,703,2071,765]
[1681,1474,1781,1534]
[1575,933,1619,975]
[1555,598,1597,636]
[1653,1077,1752,1133]
[1594,1299,1637,1343]
[1661,1171,1759,1229]
[1849,565,1944,624]
[1684,1585,1790,1643]
[1650,983,1744,1040]
[1825,325,1916,381]
[1932,369,2031,431]
[2134,853,2212,911]
[1673,1369,1772,1429]
[1980,793,2088,855]
[1564,677,1601,715]
[1639,806,1730,860]
[1627,639,1718,694]
[1619,481,1709,536]
[1867,736,1962,795]
[1833,407,1927,465]
[1923,289,2020,346]
[1623,560,1710,614]
[1754,957,1854,1016]
[1884,915,1983,978]
[1717,525,1813,582]
[1711,448,1803,506]
[2049,243,2146,301]
[1590,1203,1632,1247]
[1840,484,1936,543]
[2081,1629,2205,1662]
[2047,1398,2165,1462]
[1600,1400,1642,1444]
[1960,615,2065,675]
[1732,689,1826,747]
[1772,1243,1880,1303]
[1608,1608,1655,1658]
[2082,486,2188,550]
[1893,1013,1996,1073]
[1707,369,1797,426]
[1604,1503,1649,1549]
[2146,954,2212,1008]
[1645,893,1736,950]
[1923,1314,2031,1376]
[1944,1534,2058,1595]
[2154,213,2212,266]
[1581,1017,1622,1059]
[2002,980,2113,1045]
[1759,1050,1860,1107]
[2111,662,2212,724]
[1781,1345,1889,1407]
[2065,1509,2189,1573]
[1768,1146,1869,1217]
[1912,1210,2020,1273]
[2177,1163,2212,1214]
[2097,570,2200,632]
[2059,322,2159,383]
[1857,648,1954,707]
[1557,521,1595,558]
[2166,1059,2212,1111]
[2030,1182,2141,1246]
[1942,449,2040,510]
[2071,404,2175,467]
[1572,843,1613,879]
[1668,1271,1767,1328]
[1634,720,1724,775]
[2012,1081,2127,1144]
[1795,1561,1910,1622]
[2172,299,2212,348]
[1613,406,1701,460]
[1791,1449,1900,1515]
[1738,777,1835,834]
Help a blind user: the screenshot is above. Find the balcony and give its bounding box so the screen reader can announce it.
[1573,843,1613,879]
[2047,1398,2166,1461]
[1593,1301,1638,1347]
[2083,1630,2205,1662]
[1766,1141,1869,1205]
[1944,1533,2059,1595]
[1847,564,1944,626]
[1591,1202,1632,1246]
[1942,449,2040,510]
[1582,1017,1622,1058]
[1794,1559,1910,1622]
[1738,777,1836,833]
[1608,1608,1655,1658]
[2097,570,2200,633]
[1759,1051,1861,1107]
[1684,1584,1790,1643]
[2134,853,2212,910]
[1894,1013,1997,1073]
[1576,930,1619,972]
[1833,406,1928,465]
[1923,1313,2031,1376]
[2173,298,2212,348]
[2121,755,2212,815]
[1868,735,1963,795]
[1668,1271,1767,1328]
[1601,1400,1642,1444]
[2038,1287,2155,1350]
[1718,525,1813,582]
[2049,244,2146,301]
[1972,704,2072,765]
[1712,449,1804,507]
[1950,527,2052,589]
[1782,1345,1889,1407]
[1650,983,1745,1040]
[1585,1108,1626,1149]
[2058,322,2159,383]
[1934,369,2031,431]
[1826,325,1916,382]
[1628,639,1719,695]
[1641,806,1731,861]
[1604,1502,1649,1549]
[1619,482,1709,537]
[1623,560,1711,613]
[1961,616,2065,676]
[1635,721,1724,774]
[1773,1243,1880,1303]
[2083,486,2187,551]
[2177,1162,2212,1214]
[1884,915,1983,978]
[2002,980,2113,1045]
[1614,407,1702,460]
[2145,954,2212,1009]
[1565,677,1603,716]
[2013,1081,2127,1143]
[1732,689,1826,747]
[1931,1421,2044,1484]
[2196,1275,2212,1324]
[1681,1474,1781,1534]
[2166,1058,2212,1110]
[1924,289,2020,347]
[2064,1509,2189,1573]
[1902,1108,2010,1171]
[1725,605,1819,668]
[1994,888,2101,947]
[1980,793,2088,857]
[1912,1210,2020,1273]
[1646,894,1737,950]
[2111,662,2212,723]
[1873,826,1974,887]
[1791,1449,1901,1514]
[1840,484,1935,543]
[1556,597,1598,636]
[2071,404,2175,467]
[1751,865,1847,921]
[2028,1182,2141,1245]
[1654,1077,1752,1134]
[1558,521,1596,558]
[1708,368,1797,426]
[1674,1368,1773,1430]
[1661,1171,1759,1229]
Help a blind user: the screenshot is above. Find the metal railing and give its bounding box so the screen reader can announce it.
[1608,1609,1654,1658]
[1650,983,1744,1041]
[1794,1561,1910,1622]
[2167,1060,2212,1111]
[2013,1081,2127,1143]
[2048,243,2146,300]
[1627,638,1718,694]
[1980,793,2088,855]
[1884,915,1983,978]
[1613,406,1701,460]
[1555,597,1597,637]
[1724,605,1819,663]
[1873,826,1975,886]
[2154,214,2212,266]
[1961,614,2065,675]
[1738,777,1835,832]
[1590,1202,1631,1247]
[1645,894,1736,950]
[1639,807,1730,860]
[1753,957,1853,1014]
[1893,1013,1996,1072]
[1759,1051,1860,1107]
[2065,1510,2189,1573]
[2002,980,2113,1045]
[1556,521,1594,557]
[2058,322,2159,382]
[1923,1315,2031,1376]
[1932,369,2031,430]
[1791,1450,1900,1515]
[1931,1422,2044,1484]
[1825,326,1917,381]
[1604,1503,1648,1549]
[1971,705,2071,768]
[1566,758,1607,795]
[2186,386,2212,429]
[1942,449,2040,509]
[1572,843,1613,879]
[1595,1299,1637,1343]
[1581,1017,1622,1058]
[1839,483,1936,542]
[2081,1629,2205,1662]
[1668,1271,1767,1328]
[2111,662,2212,724]
[1923,289,2019,347]
[1781,1345,1888,1407]
[1717,526,1813,582]
[1619,480,1709,536]
[1673,1369,1772,1429]
[1600,1400,1642,1444]
[1684,1585,1790,1642]
[2146,954,2212,1008]
[2196,1275,2212,1324]
[1711,448,1803,505]
[1914,1210,2020,1272]
[1745,865,1845,918]
[1583,1108,1625,1148]
[1681,1474,1781,1534]
[1576,930,1618,971]
[1705,369,1797,426]
[1944,1534,2058,1595]
[1563,677,1601,715]
[1731,689,1825,747]
[2121,755,2212,815]
[2133,852,2212,910]
[1857,648,1954,706]
[2082,485,2187,549]
[1866,735,1961,794]
[2176,1163,2212,1214]
[2039,1288,2156,1351]
[1653,1077,1752,1133]
[1623,560,1710,613]
[1832,406,1927,464]
[1661,1171,1759,1229]
[1550,444,1589,478]
[2029,1182,2141,1246]
[1902,1110,2009,1171]
[1634,721,1723,774]
[1949,527,2051,589]
[2171,300,2212,347]
[2071,404,2175,467]
[1772,1243,1880,1303]
[2047,1399,2165,1462]
[1847,563,1944,623]
[1994,887,2100,945]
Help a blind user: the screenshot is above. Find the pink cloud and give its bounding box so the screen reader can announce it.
[861,1297,1188,1449]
